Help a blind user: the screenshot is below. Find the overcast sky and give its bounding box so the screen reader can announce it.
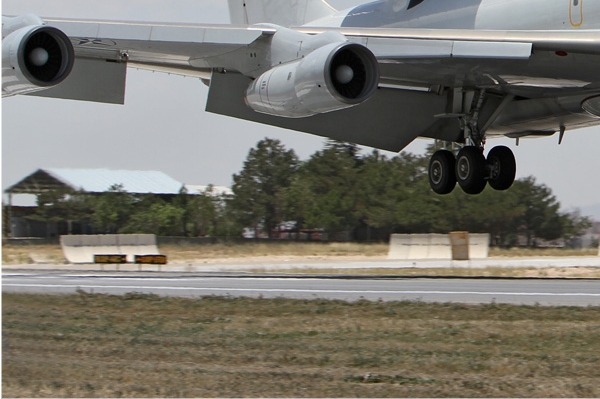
[2,0,600,219]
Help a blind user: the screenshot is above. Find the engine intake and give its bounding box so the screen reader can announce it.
[245,41,379,118]
[3,21,74,96]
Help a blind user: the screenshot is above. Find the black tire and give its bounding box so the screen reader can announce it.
[428,150,456,194]
[487,146,516,191]
[455,146,487,194]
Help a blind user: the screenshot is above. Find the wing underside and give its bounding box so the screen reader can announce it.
[30,18,274,103]
[23,18,600,148]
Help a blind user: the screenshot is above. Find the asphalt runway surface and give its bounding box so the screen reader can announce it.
[3,270,600,306]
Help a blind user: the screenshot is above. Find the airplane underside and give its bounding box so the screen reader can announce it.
[207,70,600,194]
[4,0,600,196]
[423,89,600,194]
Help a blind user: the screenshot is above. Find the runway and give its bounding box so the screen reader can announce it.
[4,256,600,273]
[3,270,600,306]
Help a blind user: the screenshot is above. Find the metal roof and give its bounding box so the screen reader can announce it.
[5,168,184,195]
[184,184,233,197]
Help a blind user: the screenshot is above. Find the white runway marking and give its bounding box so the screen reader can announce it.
[4,283,600,297]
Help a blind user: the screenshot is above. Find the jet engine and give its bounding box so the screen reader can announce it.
[245,41,379,118]
[2,15,74,97]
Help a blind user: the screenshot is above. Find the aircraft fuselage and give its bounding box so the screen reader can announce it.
[313,0,600,30]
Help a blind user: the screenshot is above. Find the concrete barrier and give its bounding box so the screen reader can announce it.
[469,234,491,259]
[60,234,159,264]
[388,233,490,260]
[388,234,452,260]
[387,234,411,260]
[426,234,453,259]
[407,234,431,260]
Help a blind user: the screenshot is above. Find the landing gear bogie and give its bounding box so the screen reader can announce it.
[428,145,516,195]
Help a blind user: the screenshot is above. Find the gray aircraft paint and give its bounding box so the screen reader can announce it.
[341,0,483,29]
[5,0,600,153]
[331,0,600,30]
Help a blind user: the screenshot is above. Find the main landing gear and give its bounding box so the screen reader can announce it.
[428,145,516,195]
[428,89,517,195]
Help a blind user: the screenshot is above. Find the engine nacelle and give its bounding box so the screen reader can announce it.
[2,15,74,97]
[245,41,379,118]
[582,95,600,117]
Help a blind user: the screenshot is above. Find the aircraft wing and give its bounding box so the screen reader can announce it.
[5,16,600,150]
[305,27,600,96]
[19,18,276,104]
[27,18,600,102]
[46,18,273,69]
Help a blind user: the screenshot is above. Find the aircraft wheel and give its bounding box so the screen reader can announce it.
[428,150,456,194]
[487,146,516,191]
[456,146,487,194]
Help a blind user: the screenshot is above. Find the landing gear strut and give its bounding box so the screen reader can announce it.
[428,145,516,195]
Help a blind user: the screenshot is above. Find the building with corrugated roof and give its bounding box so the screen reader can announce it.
[184,184,233,198]
[6,168,184,196]
[4,168,229,238]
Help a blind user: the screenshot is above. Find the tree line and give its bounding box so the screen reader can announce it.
[26,184,234,239]
[21,138,591,246]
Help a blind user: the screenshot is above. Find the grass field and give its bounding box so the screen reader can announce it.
[3,293,600,397]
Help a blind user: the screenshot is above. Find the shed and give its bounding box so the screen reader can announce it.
[184,184,233,198]
[4,168,185,238]
[5,168,184,196]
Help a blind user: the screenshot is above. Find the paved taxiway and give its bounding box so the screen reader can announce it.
[3,270,600,306]
[4,256,600,273]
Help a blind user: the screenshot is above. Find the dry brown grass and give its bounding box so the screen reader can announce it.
[490,247,599,257]
[3,293,600,397]
[2,242,598,265]
[161,241,389,262]
[2,244,66,265]
[1,242,389,265]
[4,242,599,278]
